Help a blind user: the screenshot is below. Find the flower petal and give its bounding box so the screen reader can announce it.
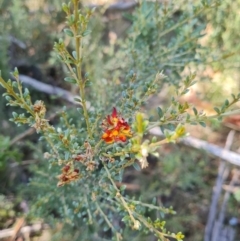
[101,107,132,144]
[112,107,117,118]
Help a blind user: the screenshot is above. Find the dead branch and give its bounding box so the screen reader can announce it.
[10,160,38,168]
[222,184,240,193]
[88,1,137,11]
[9,218,25,241]
[204,130,235,241]
[149,127,239,241]
[19,75,76,104]
[0,223,49,239]
[10,128,35,146]
[149,127,240,166]
[0,36,26,49]
[212,169,240,241]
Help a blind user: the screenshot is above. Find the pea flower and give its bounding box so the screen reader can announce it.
[101,107,132,144]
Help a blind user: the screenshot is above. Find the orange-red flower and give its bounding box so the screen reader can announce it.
[101,107,132,144]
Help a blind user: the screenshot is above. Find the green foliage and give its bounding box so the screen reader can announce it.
[0,0,65,90]
[0,0,240,241]
[162,147,207,190]
[205,0,240,68]
[119,1,218,85]
[0,135,12,171]
[0,135,22,193]
[233,189,240,202]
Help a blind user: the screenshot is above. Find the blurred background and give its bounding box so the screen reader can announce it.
[0,0,240,240]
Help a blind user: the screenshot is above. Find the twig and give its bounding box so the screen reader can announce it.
[133,212,172,241]
[149,127,240,166]
[10,128,35,146]
[95,201,114,231]
[95,201,122,241]
[103,163,139,229]
[124,197,175,214]
[115,182,140,191]
[84,195,93,225]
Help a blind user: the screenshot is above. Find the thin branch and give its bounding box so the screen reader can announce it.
[85,195,93,225]
[95,201,114,231]
[133,212,172,241]
[103,163,139,229]
[115,182,140,191]
[95,201,122,241]
[10,127,35,146]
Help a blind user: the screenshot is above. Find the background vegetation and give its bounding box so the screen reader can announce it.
[0,0,240,240]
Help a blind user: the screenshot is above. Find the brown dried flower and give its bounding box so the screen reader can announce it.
[57,165,80,187]
[86,161,96,171]
[33,100,46,117]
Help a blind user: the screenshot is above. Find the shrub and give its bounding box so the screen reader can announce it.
[0,1,239,240]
